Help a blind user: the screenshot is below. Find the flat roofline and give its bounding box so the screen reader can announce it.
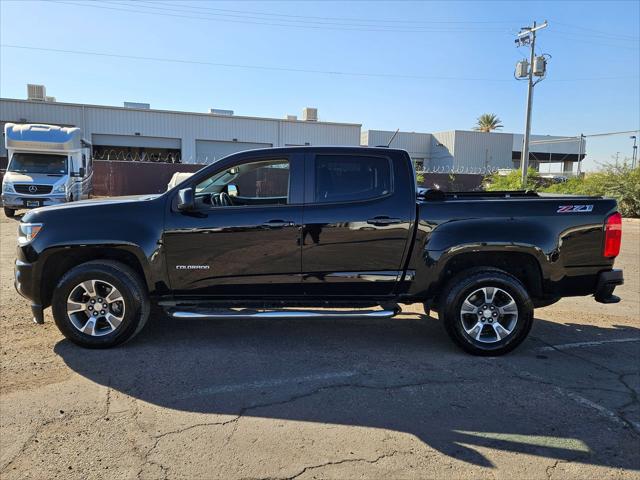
[434,129,577,138]
[364,129,432,135]
[0,98,362,128]
[362,128,578,139]
[363,129,578,139]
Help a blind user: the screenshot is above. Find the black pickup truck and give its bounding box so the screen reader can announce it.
[14,147,623,355]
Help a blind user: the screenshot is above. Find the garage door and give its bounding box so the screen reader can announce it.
[92,134,181,149]
[196,140,272,164]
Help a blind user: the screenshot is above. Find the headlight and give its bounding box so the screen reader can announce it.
[53,184,66,193]
[2,182,14,193]
[18,223,43,245]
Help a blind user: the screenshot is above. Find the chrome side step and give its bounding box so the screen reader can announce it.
[170,308,399,320]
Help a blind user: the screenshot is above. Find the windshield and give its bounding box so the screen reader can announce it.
[8,153,68,175]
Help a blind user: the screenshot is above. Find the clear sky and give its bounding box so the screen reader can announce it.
[1,0,639,170]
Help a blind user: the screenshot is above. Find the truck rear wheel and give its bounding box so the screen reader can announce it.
[439,268,533,356]
[4,207,15,218]
[51,260,150,348]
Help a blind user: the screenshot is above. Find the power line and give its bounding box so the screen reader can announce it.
[42,1,640,53]
[0,44,511,81]
[138,0,523,26]
[49,0,515,33]
[547,31,640,50]
[2,44,637,83]
[551,20,639,41]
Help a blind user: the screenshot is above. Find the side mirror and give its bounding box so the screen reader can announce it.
[177,187,195,211]
[227,184,238,197]
[78,167,85,178]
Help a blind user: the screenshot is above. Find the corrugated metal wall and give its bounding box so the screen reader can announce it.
[0,99,582,171]
[195,140,273,164]
[0,99,361,163]
[364,130,432,157]
[92,134,181,149]
[280,121,360,147]
[452,131,514,169]
[430,131,456,169]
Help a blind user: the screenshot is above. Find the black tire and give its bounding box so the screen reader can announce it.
[439,268,533,356]
[51,260,150,348]
[4,207,15,218]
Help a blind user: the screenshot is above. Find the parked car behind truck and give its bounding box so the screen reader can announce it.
[2,123,93,217]
[14,146,623,355]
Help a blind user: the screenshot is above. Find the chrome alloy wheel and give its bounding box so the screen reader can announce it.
[66,280,126,336]
[459,286,518,343]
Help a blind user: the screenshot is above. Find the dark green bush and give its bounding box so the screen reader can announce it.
[484,163,640,217]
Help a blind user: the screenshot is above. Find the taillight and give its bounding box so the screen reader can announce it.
[603,212,622,258]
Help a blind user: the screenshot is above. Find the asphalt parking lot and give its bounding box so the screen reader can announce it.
[1,212,639,479]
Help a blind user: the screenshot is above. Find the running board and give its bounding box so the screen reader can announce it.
[170,308,400,320]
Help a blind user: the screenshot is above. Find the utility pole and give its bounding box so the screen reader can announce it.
[515,20,548,188]
[631,135,637,169]
[577,134,585,176]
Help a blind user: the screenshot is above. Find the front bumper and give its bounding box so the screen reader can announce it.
[2,192,67,209]
[594,269,624,304]
[14,259,44,324]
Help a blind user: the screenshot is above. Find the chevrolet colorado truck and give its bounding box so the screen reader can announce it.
[14,147,624,355]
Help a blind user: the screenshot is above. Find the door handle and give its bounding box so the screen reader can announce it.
[366,216,402,226]
[261,220,295,228]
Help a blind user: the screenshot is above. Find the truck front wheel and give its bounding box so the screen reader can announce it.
[4,207,15,218]
[439,268,533,356]
[51,260,150,348]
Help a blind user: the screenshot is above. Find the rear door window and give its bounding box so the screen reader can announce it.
[313,154,392,203]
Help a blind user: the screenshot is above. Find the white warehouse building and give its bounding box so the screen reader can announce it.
[0,96,360,165]
[361,130,584,174]
[1,85,584,175]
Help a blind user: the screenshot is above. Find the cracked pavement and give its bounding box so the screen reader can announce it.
[1,215,639,479]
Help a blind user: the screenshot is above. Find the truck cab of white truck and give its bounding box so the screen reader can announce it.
[2,123,93,217]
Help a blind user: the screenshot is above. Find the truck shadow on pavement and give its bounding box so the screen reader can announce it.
[54,310,640,471]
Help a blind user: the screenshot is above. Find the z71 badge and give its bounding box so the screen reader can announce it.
[557,205,594,213]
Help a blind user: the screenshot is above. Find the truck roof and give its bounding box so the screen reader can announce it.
[4,123,89,152]
[218,145,409,160]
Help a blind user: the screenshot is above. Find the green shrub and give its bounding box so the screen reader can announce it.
[484,168,542,191]
[542,163,640,218]
[484,163,640,217]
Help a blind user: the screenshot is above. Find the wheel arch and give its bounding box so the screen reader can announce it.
[439,250,544,299]
[40,245,149,308]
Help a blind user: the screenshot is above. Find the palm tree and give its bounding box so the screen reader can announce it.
[474,114,503,133]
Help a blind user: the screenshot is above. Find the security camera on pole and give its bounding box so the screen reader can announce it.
[515,20,549,187]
